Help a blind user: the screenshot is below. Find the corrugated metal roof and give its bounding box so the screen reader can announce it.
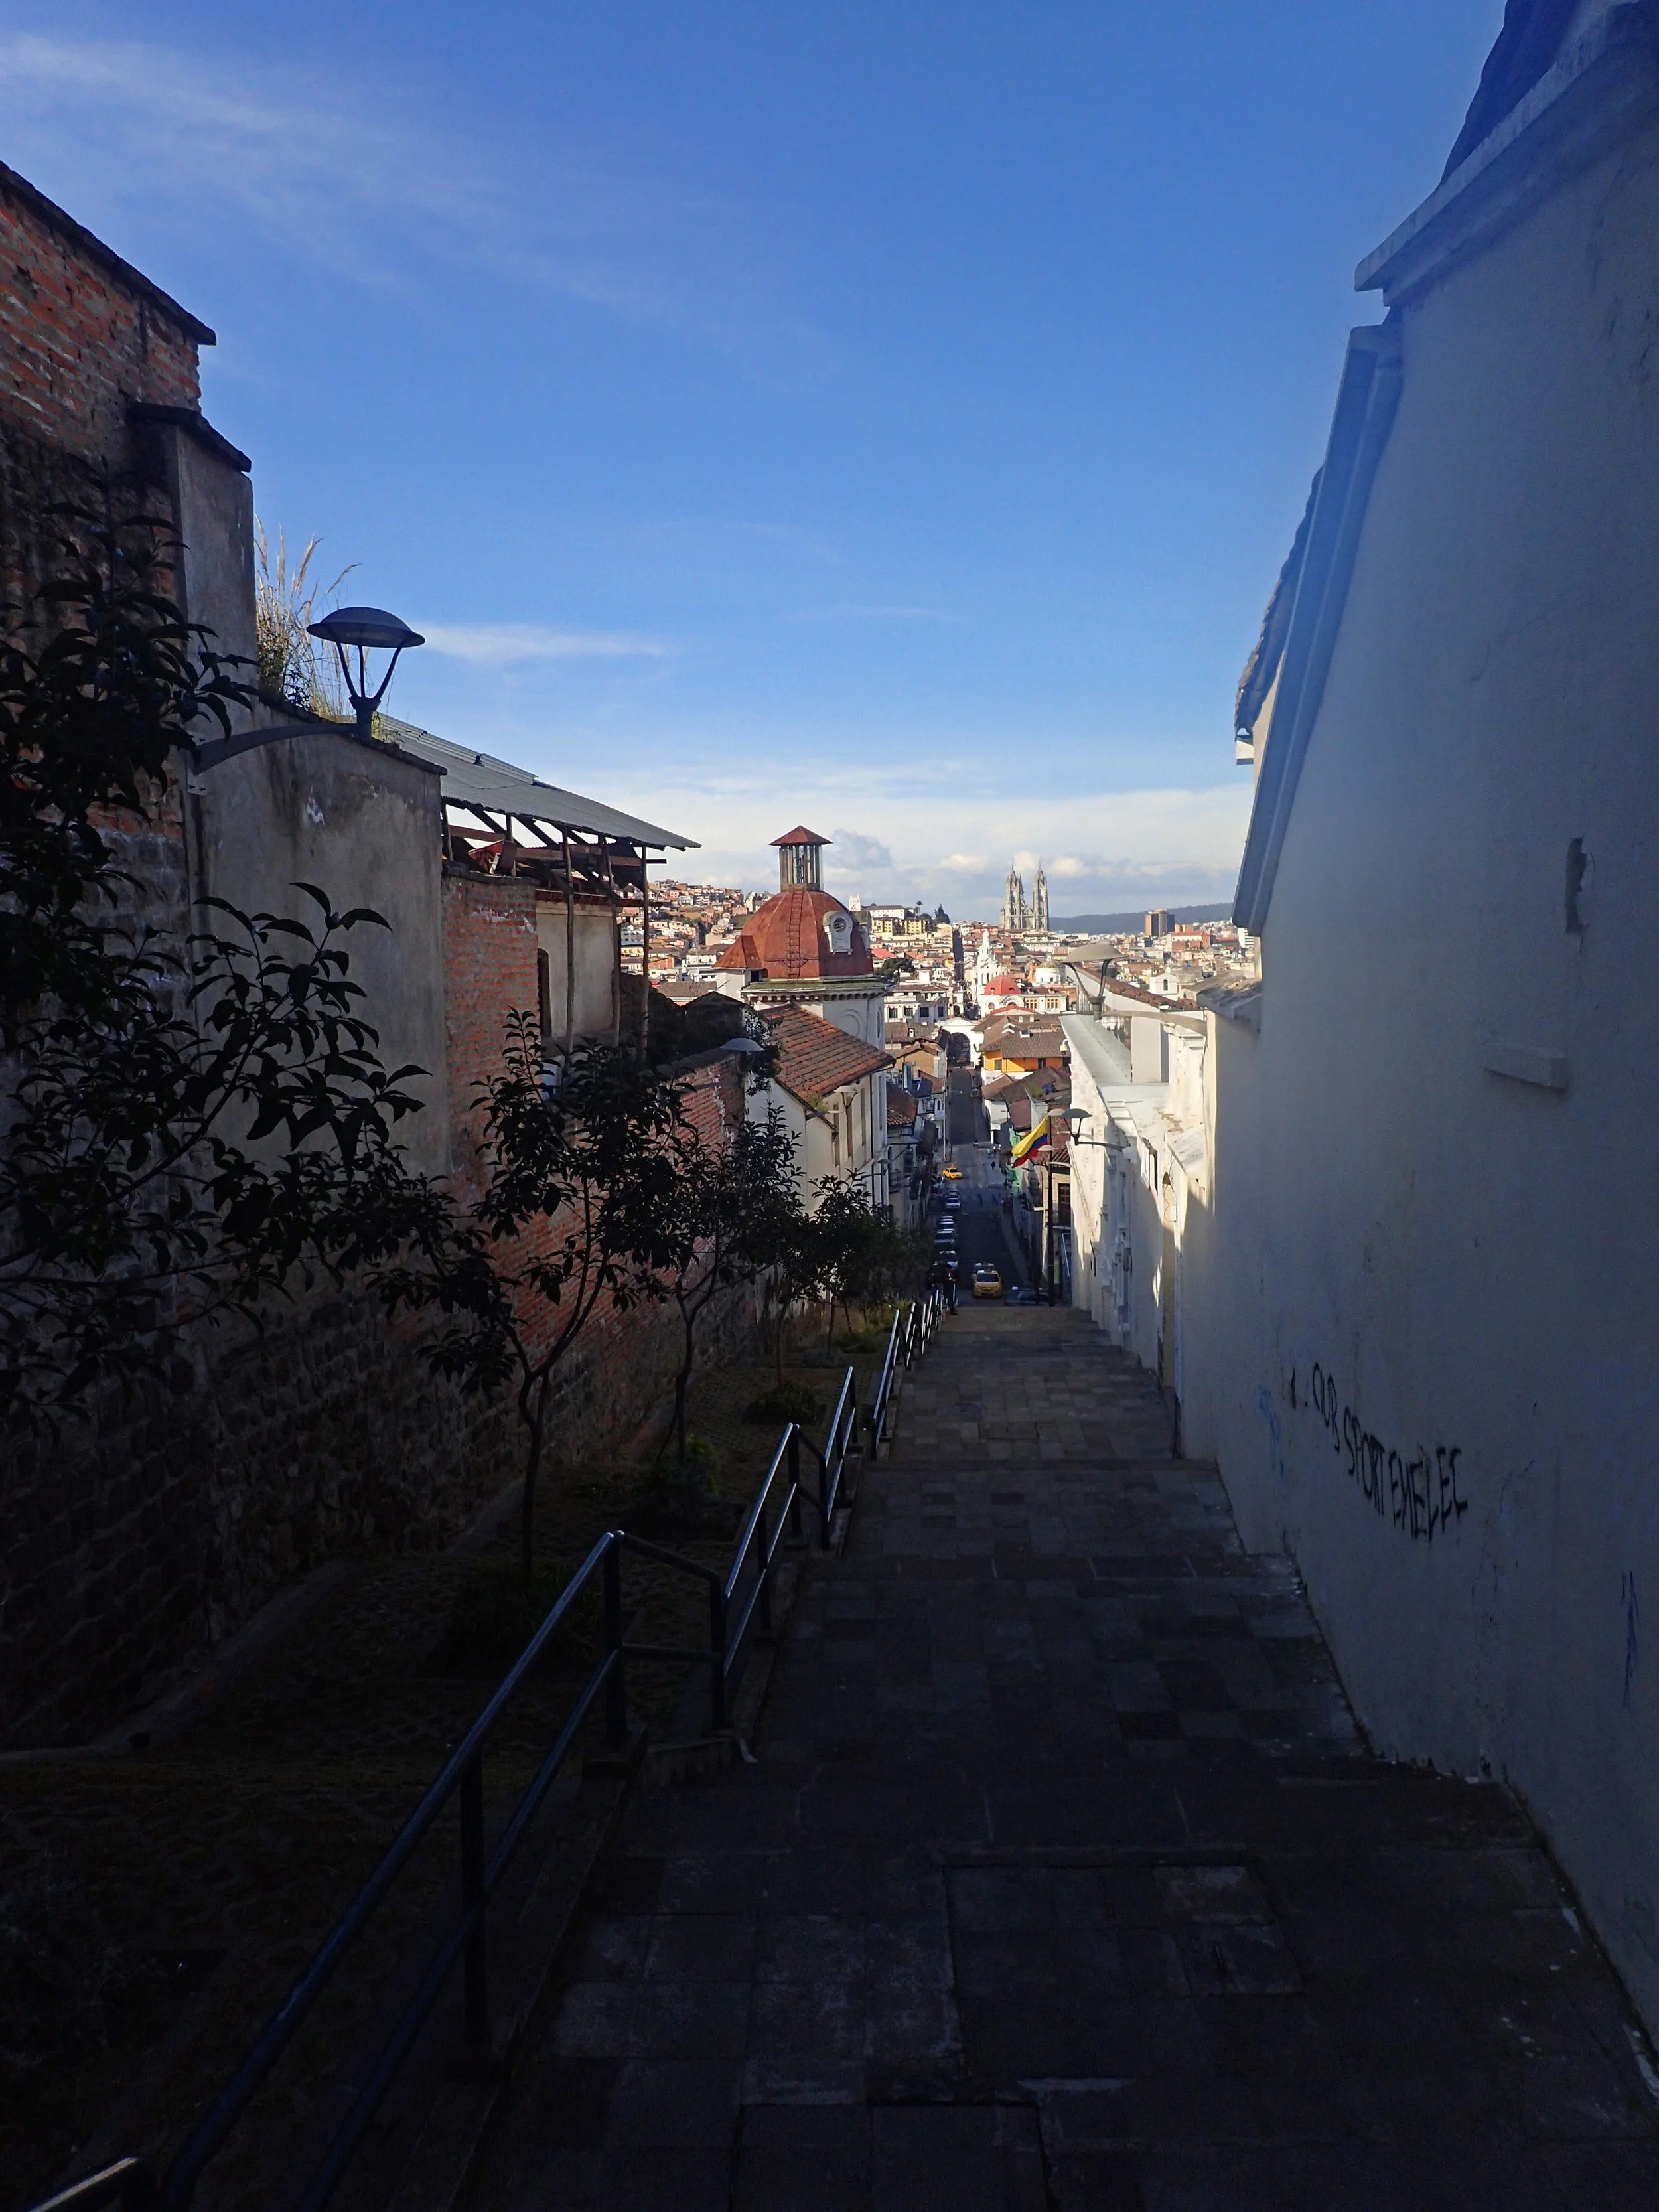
[380,715,697,849]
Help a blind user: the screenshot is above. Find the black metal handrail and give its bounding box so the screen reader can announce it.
[866,1288,945,1461]
[795,1362,861,1546]
[31,1359,902,2212]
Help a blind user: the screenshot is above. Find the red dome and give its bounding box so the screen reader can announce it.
[714,885,873,980]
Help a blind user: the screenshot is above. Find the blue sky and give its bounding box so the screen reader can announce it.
[6,3,1502,920]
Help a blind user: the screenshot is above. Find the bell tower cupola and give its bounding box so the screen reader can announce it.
[772,824,830,890]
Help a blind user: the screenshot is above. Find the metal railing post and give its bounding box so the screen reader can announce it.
[787,1429,802,1539]
[460,1750,488,2047]
[709,1580,729,1731]
[603,1540,626,1749]
[755,1494,772,1635]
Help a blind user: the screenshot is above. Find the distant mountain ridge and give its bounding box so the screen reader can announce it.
[1051,903,1234,934]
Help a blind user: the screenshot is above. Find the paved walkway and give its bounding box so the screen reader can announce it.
[472,1308,1659,2210]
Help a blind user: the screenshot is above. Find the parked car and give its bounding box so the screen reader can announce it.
[972,1263,1003,1300]
[1005,1283,1039,1305]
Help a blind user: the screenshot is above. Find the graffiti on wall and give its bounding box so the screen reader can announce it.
[1257,1384,1288,1491]
[1287,1361,1469,1546]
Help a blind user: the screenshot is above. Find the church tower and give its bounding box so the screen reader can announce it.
[1002,863,1027,933]
[1034,865,1050,932]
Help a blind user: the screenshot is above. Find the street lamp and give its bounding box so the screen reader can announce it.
[1058,1106,1112,1149]
[308,606,425,739]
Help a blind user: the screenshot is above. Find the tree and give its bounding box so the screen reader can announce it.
[1,891,452,1421]
[0,511,246,1031]
[375,1019,688,1586]
[757,1195,818,1386]
[0,512,459,1426]
[808,1181,930,1347]
[810,1179,887,1347]
[659,1105,799,1479]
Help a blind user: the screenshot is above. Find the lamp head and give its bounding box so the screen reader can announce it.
[307,607,425,652]
[307,606,424,731]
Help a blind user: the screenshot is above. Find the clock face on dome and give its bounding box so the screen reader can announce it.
[824,909,853,953]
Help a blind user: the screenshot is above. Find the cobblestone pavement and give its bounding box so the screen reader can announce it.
[472,1309,1659,2211]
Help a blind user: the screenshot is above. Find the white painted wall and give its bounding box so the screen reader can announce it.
[745,984,887,1049]
[1190,100,1659,2032]
[747,1068,890,1213]
[536,898,618,1042]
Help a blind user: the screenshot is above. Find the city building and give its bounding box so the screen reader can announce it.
[746,1003,892,1213]
[980,1014,1068,1077]
[711,827,887,1047]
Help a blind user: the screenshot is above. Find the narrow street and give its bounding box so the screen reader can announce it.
[936,1138,1035,1299]
[469,1308,1659,2210]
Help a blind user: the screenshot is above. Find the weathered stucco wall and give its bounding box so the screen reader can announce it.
[192,727,453,1174]
[536,895,618,1043]
[1198,108,1659,2029]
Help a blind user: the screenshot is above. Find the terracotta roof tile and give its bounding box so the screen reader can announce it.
[766,1004,890,1106]
[713,885,872,980]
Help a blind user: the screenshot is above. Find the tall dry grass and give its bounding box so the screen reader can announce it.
[254,521,355,719]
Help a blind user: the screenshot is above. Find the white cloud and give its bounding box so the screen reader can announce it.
[420,624,668,664]
[1050,855,1089,879]
[0,30,792,354]
[571,767,1253,922]
[824,828,895,875]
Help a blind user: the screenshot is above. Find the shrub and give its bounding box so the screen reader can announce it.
[743,1383,824,1428]
[431,1559,601,1677]
[640,1433,737,1532]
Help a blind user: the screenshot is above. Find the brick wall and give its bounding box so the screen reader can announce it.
[0,162,204,466]
[0,1296,520,1749]
[439,867,757,1457]
[0,163,210,615]
[443,869,540,1188]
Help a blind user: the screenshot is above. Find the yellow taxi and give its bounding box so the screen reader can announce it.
[972,1262,1003,1299]
[941,1164,964,1181]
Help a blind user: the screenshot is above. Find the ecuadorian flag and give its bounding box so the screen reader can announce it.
[1008,1110,1050,1166]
